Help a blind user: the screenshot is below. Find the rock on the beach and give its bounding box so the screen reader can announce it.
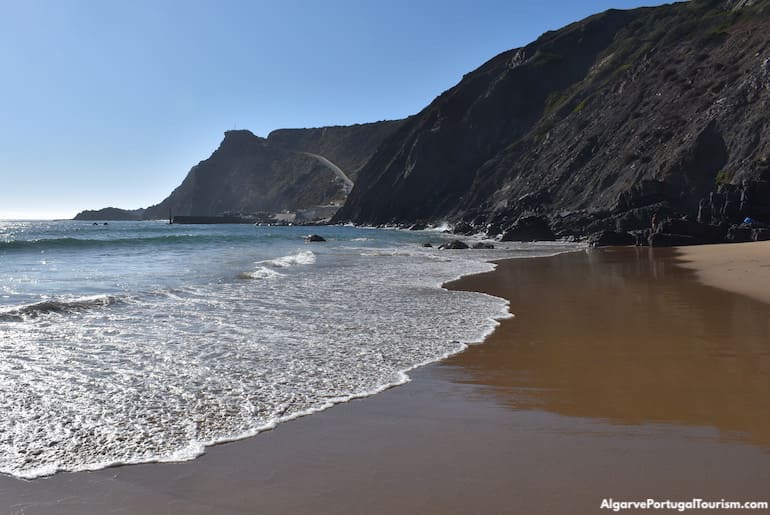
[438,240,469,250]
[589,230,636,247]
[500,216,556,242]
[726,225,752,243]
[305,234,326,242]
[752,228,770,241]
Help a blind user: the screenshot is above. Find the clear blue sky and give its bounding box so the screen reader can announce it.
[0,0,665,219]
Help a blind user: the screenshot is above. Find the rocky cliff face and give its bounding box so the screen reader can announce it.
[267,120,404,180]
[141,120,402,219]
[334,0,770,236]
[143,130,337,218]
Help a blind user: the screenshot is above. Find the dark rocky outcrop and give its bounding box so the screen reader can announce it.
[752,227,770,240]
[647,217,727,246]
[472,242,495,249]
[333,1,770,241]
[727,224,753,242]
[589,230,636,247]
[305,234,326,242]
[500,216,556,242]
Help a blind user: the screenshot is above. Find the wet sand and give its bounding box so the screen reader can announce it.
[2,248,769,514]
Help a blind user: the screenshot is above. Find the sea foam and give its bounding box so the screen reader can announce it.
[0,222,579,479]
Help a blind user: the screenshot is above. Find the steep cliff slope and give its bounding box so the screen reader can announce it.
[142,130,345,218]
[139,119,402,219]
[335,0,770,233]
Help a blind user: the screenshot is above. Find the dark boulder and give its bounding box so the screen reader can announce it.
[422,242,433,248]
[438,240,469,250]
[589,230,636,247]
[305,234,326,242]
[752,228,770,241]
[726,225,752,243]
[472,242,495,249]
[655,218,726,244]
[409,223,427,231]
[500,216,556,242]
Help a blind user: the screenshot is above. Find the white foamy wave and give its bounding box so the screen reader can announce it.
[426,221,451,232]
[239,266,284,280]
[261,250,316,268]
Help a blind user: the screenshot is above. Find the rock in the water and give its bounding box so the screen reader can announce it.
[438,240,469,250]
[500,216,555,242]
[305,234,326,242]
[472,242,495,249]
[422,242,433,247]
[589,230,636,247]
[409,223,427,231]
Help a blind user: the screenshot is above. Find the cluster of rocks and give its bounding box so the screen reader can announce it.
[423,179,770,249]
[589,180,770,247]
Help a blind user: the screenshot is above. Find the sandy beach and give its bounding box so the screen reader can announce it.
[676,241,770,305]
[2,245,769,514]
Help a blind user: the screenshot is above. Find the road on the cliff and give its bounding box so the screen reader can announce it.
[300,152,354,190]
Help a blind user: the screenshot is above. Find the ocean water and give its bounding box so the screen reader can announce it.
[0,220,578,479]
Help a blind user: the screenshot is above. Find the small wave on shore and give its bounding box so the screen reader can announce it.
[259,250,316,267]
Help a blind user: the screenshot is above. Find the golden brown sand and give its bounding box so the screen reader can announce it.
[2,247,769,514]
[675,241,770,305]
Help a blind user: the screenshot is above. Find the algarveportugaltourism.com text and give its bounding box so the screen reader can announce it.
[600,498,769,512]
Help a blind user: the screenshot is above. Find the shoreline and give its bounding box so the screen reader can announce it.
[2,246,770,514]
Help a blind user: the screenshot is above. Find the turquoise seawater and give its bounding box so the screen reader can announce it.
[0,220,577,478]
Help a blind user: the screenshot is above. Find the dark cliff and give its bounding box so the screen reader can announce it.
[141,120,401,219]
[143,130,341,218]
[334,0,770,235]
